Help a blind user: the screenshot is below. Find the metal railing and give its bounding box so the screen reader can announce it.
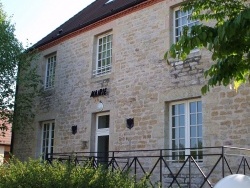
[46,146,250,188]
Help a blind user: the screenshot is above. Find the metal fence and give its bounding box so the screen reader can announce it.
[46,146,250,188]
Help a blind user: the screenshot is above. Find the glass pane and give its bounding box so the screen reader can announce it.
[98,45,102,53]
[190,138,197,148]
[172,105,177,116]
[98,115,109,129]
[172,117,176,127]
[181,11,187,17]
[172,140,177,149]
[104,44,107,51]
[198,138,203,148]
[176,116,180,127]
[107,50,111,57]
[172,152,176,160]
[107,58,110,65]
[181,17,187,25]
[175,19,180,27]
[190,126,196,137]
[197,101,202,112]
[97,135,109,165]
[175,10,180,18]
[102,59,106,66]
[179,139,185,149]
[191,150,197,157]
[179,151,185,160]
[179,115,185,126]
[179,127,185,138]
[98,60,101,67]
[198,125,202,137]
[172,129,175,139]
[102,52,106,59]
[103,37,107,43]
[179,104,185,114]
[190,114,196,125]
[190,102,196,113]
[197,113,202,124]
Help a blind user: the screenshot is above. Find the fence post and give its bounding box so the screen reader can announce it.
[134,157,137,183]
[189,156,191,188]
[222,146,225,178]
[112,151,114,172]
[160,149,163,186]
[244,157,246,175]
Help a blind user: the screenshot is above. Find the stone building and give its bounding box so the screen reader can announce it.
[12,0,250,187]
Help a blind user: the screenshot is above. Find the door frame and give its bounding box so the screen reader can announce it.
[95,112,110,155]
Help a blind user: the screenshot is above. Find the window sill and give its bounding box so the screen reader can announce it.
[91,73,111,83]
[42,87,55,97]
[169,49,201,66]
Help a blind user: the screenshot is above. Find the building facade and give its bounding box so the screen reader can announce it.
[12,0,250,186]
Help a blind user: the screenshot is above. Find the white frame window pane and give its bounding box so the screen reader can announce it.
[174,9,199,43]
[93,33,112,76]
[45,55,56,89]
[170,99,202,161]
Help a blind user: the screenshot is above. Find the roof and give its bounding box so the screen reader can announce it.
[0,120,11,146]
[33,0,148,49]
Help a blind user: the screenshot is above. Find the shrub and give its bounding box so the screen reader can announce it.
[0,157,150,188]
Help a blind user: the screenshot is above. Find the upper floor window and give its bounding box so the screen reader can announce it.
[170,99,203,162]
[174,9,199,43]
[45,54,56,89]
[93,33,112,77]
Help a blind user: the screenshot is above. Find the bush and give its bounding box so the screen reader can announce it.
[0,158,150,188]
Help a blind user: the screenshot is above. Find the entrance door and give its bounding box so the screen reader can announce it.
[95,112,109,165]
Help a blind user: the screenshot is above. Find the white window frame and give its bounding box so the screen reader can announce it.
[169,99,203,161]
[93,33,112,77]
[45,54,56,89]
[41,121,55,160]
[173,8,199,43]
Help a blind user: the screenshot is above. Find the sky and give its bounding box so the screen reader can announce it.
[1,0,95,47]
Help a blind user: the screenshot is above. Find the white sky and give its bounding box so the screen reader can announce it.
[1,0,95,47]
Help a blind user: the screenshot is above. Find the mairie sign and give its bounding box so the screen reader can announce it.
[90,88,107,97]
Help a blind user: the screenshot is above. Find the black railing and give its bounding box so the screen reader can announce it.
[46,146,250,187]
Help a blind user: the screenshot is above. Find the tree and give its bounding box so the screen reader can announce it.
[0,3,40,136]
[165,0,250,94]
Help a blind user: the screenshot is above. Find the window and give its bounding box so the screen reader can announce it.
[45,55,56,89]
[41,121,55,160]
[170,99,202,161]
[174,9,199,43]
[93,33,112,76]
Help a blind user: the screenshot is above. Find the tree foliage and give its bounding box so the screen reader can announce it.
[0,3,40,135]
[165,0,250,94]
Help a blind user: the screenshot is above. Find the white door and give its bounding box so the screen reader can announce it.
[95,112,109,164]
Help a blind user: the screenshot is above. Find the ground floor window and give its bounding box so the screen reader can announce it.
[170,99,202,161]
[41,121,55,160]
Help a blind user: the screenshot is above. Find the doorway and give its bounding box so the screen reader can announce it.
[95,112,109,165]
